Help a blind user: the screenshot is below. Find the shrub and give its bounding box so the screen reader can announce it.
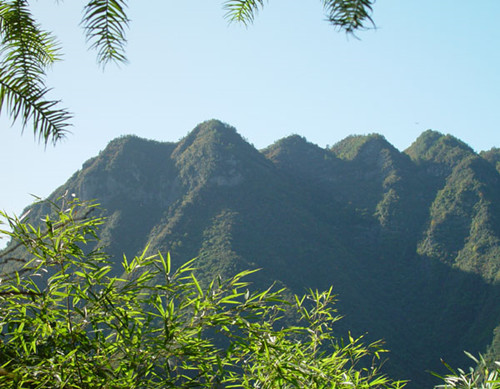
[0,196,404,388]
[434,353,500,389]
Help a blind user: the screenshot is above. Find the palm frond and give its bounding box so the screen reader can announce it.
[81,0,129,66]
[0,0,71,144]
[0,66,72,144]
[223,0,265,26]
[323,0,375,35]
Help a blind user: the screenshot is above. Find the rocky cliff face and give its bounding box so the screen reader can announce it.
[4,120,500,387]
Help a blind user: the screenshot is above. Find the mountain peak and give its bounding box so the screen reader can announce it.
[263,134,329,164]
[480,148,500,174]
[268,134,309,148]
[81,134,173,175]
[173,119,243,157]
[171,120,269,190]
[330,134,394,161]
[405,130,474,163]
[262,135,340,185]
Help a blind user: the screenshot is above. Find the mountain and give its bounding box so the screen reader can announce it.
[4,120,500,387]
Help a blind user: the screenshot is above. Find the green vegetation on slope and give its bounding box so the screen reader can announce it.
[0,197,405,388]
[4,121,500,387]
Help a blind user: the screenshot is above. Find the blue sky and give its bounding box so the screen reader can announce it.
[1,0,500,239]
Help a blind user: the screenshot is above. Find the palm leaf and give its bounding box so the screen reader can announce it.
[81,0,129,66]
[0,0,71,144]
[323,0,375,35]
[223,0,265,26]
[0,67,72,144]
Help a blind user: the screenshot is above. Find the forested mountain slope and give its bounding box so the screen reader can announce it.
[4,120,500,387]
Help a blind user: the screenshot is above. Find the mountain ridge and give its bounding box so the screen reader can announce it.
[4,119,500,387]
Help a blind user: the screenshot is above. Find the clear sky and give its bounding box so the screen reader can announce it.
[1,1,500,232]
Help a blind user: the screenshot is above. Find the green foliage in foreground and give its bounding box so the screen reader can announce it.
[434,353,500,389]
[0,197,404,388]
